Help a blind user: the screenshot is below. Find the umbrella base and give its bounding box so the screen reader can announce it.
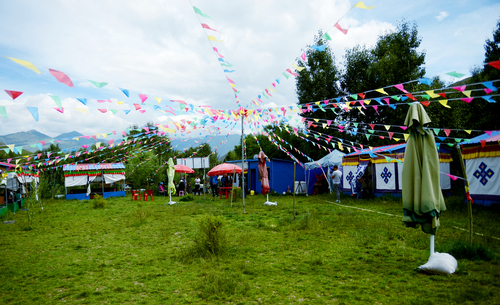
[264,201,277,206]
[168,201,176,205]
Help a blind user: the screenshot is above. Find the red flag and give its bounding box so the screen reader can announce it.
[488,60,500,70]
[4,90,23,100]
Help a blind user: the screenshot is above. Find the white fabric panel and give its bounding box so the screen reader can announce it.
[397,162,404,190]
[466,157,500,196]
[104,174,125,184]
[375,163,396,191]
[342,165,358,189]
[440,162,451,190]
[65,175,88,187]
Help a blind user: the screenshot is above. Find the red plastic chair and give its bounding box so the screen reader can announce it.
[143,190,154,201]
[131,190,140,201]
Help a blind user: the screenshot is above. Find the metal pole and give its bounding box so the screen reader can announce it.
[203,158,206,200]
[101,170,104,197]
[241,115,245,213]
[456,144,473,245]
[293,162,296,220]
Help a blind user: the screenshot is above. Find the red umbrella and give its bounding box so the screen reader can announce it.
[258,151,270,195]
[174,164,195,174]
[207,163,242,176]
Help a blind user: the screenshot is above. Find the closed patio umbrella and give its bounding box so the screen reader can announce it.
[402,102,446,253]
[259,151,276,206]
[167,158,176,205]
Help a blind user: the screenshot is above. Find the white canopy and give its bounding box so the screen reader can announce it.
[304,149,345,170]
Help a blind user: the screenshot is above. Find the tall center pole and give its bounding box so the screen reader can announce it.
[241,114,245,213]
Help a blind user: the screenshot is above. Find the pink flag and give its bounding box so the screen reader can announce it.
[373,105,379,115]
[49,69,74,87]
[334,22,348,35]
[98,109,107,113]
[139,110,146,114]
[286,69,299,76]
[453,85,466,92]
[202,23,219,32]
[134,103,141,110]
[460,97,474,103]
[139,94,148,103]
[213,47,224,58]
[445,173,458,181]
[394,83,408,93]
[54,107,64,113]
[301,53,306,61]
[170,100,187,105]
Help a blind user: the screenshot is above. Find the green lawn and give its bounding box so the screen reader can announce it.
[1,192,499,304]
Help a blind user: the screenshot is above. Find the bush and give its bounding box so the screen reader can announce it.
[193,215,227,257]
[232,187,242,199]
[92,195,106,209]
[180,194,195,202]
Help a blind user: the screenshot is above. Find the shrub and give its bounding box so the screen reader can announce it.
[193,215,227,257]
[232,187,242,199]
[92,195,106,209]
[180,194,195,202]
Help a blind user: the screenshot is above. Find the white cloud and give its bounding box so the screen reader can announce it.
[436,11,449,22]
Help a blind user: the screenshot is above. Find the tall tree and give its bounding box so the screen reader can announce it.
[295,30,346,159]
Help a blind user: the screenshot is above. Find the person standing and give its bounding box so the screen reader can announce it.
[332,165,342,203]
[194,175,201,195]
[210,175,219,197]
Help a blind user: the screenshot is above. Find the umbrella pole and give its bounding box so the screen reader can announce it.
[241,115,245,214]
[430,235,435,255]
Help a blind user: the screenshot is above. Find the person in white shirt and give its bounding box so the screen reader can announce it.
[194,176,201,195]
[331,165,342,203]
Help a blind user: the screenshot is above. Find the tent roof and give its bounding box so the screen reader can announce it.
[63,163,125,171]
[305,149,345,170]
[459,130,500,145]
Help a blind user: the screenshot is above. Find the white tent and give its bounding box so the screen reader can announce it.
[304,150,345,194]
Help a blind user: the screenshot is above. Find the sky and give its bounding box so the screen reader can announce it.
[0,0,499,142]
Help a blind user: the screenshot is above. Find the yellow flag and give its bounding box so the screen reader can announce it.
[354,1,376,9]
[315,101,320,105]
[425,90,439,98]
[463,90,472,97]
[207,36,223,42]
[439,99,451,108]
[394,138,400,142]
[375,88,388,95]
[96,142,101,148]
[404,134,409,141]
[102,133,108,138]
[346,147,351,153]
[268,86,277,93]
[292,64,305,71]
[116,101,125,105]
[357,107,365,115]
[154,97,162,104]
[465,130,471,134]
[73,137,79,141]
[314,119,319,122]
[7,57,41,74]
[364,99,371,105]
[75,108,89,114]
[384,125,390,130]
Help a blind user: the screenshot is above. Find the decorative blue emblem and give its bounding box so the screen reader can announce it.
[346,171,354,185]
[473,162,494,186]
[380,167,392,184]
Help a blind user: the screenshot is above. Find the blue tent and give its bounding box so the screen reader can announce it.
[227,159,305,194]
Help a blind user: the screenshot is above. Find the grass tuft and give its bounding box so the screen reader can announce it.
[445,240,495,261]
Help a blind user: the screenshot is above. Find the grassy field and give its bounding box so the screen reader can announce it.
[1,192,499,304]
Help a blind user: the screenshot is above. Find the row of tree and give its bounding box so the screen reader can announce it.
[225,18,500,164]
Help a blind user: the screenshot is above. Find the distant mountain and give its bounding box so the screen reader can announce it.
[0,130,52,150]
[0,129,242,157]
[0,129,107,152]
[171,134,242,160]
